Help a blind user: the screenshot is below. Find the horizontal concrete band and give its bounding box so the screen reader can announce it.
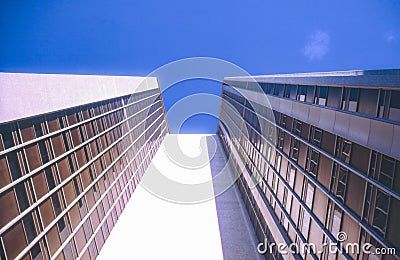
[240,88,400,160]
[222,77,400,160]
[0,73,159,124]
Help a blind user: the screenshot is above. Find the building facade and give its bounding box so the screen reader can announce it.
[217,70,400,259]
[0,73,168,259]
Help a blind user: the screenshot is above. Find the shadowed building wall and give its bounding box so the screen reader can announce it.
[217,69,400,259]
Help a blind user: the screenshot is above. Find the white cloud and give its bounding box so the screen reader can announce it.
[303,30,330,61]
[384,32,396,43]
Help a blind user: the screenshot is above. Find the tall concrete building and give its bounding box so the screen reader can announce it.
[0,73,168,259]
[217,69,400,259]
[1,70,399,260]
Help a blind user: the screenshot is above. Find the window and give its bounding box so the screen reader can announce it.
[260,83,267,94]
[0,123,16,150]
[290,85,298,99]
[284,84,291,98]
[306,86,315,103]
[300,181,314,239]
[267,146,272,162]
[277,130,285,150]
[292,119,302,136]
[358,89,379,116]
[363,184,373,222]
[368,152,396,191]
[341,88,359,112]
[331,163,349,202]
[276,84,285,97]
[321,131,335,155]
[378,90,390,118]
[266,83,274,95]
[327,87,342,108]
[297,85,306,101]
[276,154,282,172]
[389,90,400,121]
[349,143,370,173]
[336,167,348,202]
[315,86,328,106]
[310,127,322,147]
[290,138,300,162]
[336,137,352,163]
[273,84,280,96]
[372,190,390,237]
[331,205,342,237]
[306,148,320,178]
[280,114,287,127]
[379,156,395,189]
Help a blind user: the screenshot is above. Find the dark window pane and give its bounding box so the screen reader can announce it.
[389,90,400,121]
[284,85,291,98]
[267,83,274,95]
[278,84,285,97]
[15,182,30,212]
[348,88,359,111]
[0,123,15,149]
[380,156,395,188]
[298,86,306,101]
[33,117,44,137]
[45,167,56,190]
[378,90,387,118]
[316,86,327,105]
[51,193,63,216]
[342,88,359,112]
[261,83,267,93]
[373,190,389,236]
[337,167,348,201]
[358,89,379,116]
[350,143,370,173]
[306,86,315,103]
[8,151,22,180]
[22,213,37,243]
[327,87,342,108]
[290,85,297,99]
[273,84,279,96]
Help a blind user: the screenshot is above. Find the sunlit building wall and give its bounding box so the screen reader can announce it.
[0,73,168,259]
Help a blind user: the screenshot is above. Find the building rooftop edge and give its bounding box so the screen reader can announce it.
[0,73,160,124]
[224,69,400,87]
[0,71,157,79]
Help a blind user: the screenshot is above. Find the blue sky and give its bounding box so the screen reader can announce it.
[1,0,399,133]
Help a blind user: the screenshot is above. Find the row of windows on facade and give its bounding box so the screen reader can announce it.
[0,112,166,258]
[222,89,400,195]
[218,118,399,259]
[219,128,346,260]
[0,92,166,259]
[0,90,161,187]
[224,82,400,123]
[223,92,399,240]
[218,129,285,260]
[218,92,400,253]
